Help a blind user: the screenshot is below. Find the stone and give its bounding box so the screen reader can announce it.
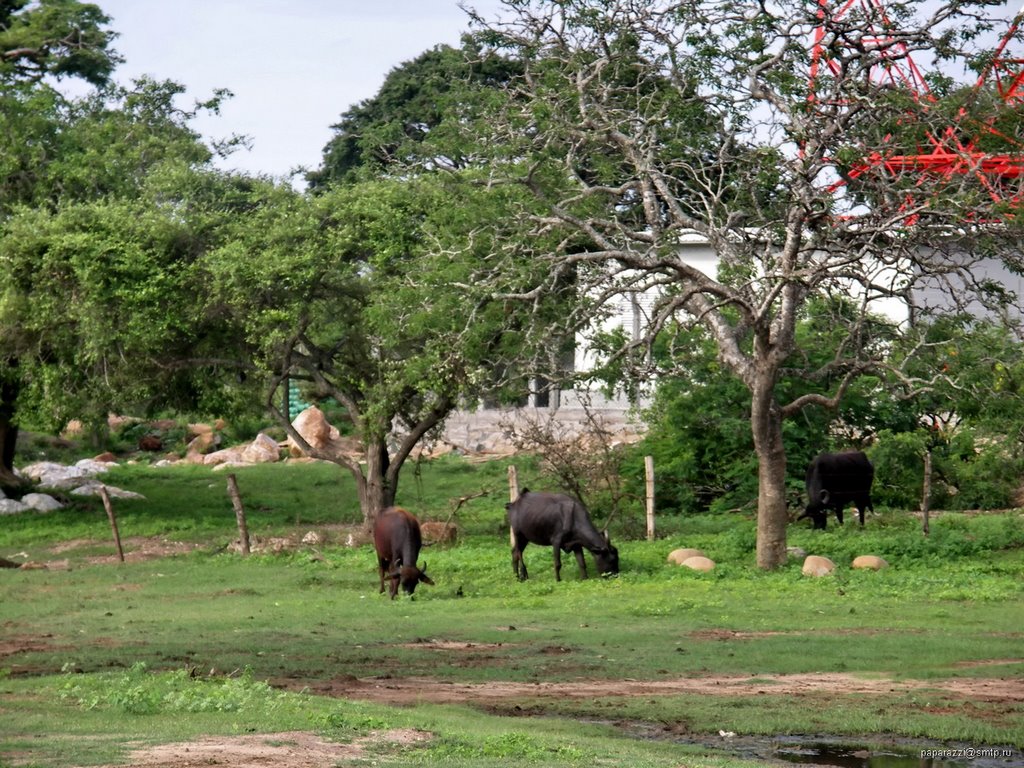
[681,555,716,572]
[852,554,888,570]
[802,555,836,577]
[0,499,29,515]
[70,485,145,500]
[787,546,808,560]
[21,493,63,513]
[290,406,333,453]
[184,431,217,463]
[667,547,706,565]
[420,522,458,545]
[301,531,323,545]
[203,445,248,466]
[241,433,280,464]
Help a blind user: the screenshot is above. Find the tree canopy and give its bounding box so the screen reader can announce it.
[464,0,1024,567]
[0,0,118,85]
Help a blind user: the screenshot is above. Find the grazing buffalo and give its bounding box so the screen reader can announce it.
[372,507,435,598]
[800,451,874,530]
[506,489,619,581]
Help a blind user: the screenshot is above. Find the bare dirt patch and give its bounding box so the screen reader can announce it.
[286,671,1024,707]
[97,728,430,768]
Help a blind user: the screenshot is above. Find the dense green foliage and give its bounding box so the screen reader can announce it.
[623,310,1024,516]
[308,42,520,187]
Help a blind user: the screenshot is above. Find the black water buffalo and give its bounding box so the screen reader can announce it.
[506,489,619,581]
[800,451,874,530]
[372,507,435,598]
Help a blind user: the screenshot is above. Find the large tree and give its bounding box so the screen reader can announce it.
[0,73,246,483]
[468,0,1023,568]
[205,174,554,523]
[307,42,520,188]
[0,0,119,485]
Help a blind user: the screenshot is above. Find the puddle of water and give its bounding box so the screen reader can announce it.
[749,736,1019,768]
[772,738,960,768]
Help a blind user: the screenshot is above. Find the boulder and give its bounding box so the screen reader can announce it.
[184,431,218,463]
[787,546,808,560]
[802,555,836,577]
[852,554,888,570]
[681,555,716,572]
[69,485,145,500]
[203,445,247,466]
[241,433,280,464]
[420,522,458,545]
[0,499,29,515]
[22,461,106,491]
[290,406,333,453]
[21,493,63,513]
[667,547,706,565]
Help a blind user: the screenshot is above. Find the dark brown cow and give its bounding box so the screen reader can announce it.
[506,489,619,581]
[372,507,435,598]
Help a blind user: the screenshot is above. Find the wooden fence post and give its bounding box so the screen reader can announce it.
[645,455,656,541]
[507,464,519,547]
[227,473,251,555]
[921,449,932,536]
[98,486,125,563]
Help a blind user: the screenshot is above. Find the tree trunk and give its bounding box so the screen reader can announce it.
[356,437,397,529]
[0,372,21,489]
[751,381,789,570]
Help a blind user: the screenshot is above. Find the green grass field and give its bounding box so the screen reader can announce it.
[1,458,1022,767]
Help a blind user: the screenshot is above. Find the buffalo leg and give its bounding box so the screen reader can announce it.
[512,534,528,581]
[573,547,588,579]
[834,506,844,526]
[377,558,389,593]
[550,540,563,581]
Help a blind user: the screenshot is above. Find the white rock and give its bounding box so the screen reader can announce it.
[73,459,111,475]
[0,499,29,515]
[70,485,145,500]
[21,493,63,512]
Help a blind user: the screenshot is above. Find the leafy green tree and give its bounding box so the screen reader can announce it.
[307,42,520,187]
[0,73,244,485]
[1,0,120,485]
[0,0,118,86]
[870,316,1024,510]
[468,0,1023,568]
[206,174,550,523]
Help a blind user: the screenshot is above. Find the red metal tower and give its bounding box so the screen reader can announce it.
[809,0,1024,211]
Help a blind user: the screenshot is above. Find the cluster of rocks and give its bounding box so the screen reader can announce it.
[158,407,360,471]
[1,458,144,515]
[800,553,888,576]
[667,547,716,572]
[667,546,889,575]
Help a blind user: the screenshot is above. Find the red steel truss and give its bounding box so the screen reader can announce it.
[809,0,1024,208]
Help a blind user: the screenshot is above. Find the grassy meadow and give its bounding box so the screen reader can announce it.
[0,455,1022,767]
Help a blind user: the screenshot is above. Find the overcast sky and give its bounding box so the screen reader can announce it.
[95,1,506,183]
